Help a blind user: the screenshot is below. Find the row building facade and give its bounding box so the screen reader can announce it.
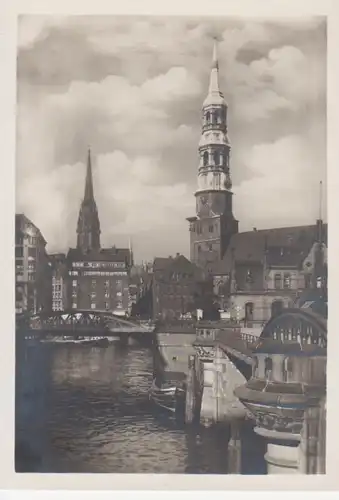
[15,214,52,314]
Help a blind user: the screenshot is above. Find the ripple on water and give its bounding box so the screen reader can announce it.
[16,343,265,474]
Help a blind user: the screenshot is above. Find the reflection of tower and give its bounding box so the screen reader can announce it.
[76,149,101,253]
[187,40,238,273]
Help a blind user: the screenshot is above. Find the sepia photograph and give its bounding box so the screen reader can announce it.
[14,14,327,476]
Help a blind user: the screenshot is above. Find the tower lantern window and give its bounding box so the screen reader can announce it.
[206,111,210,123]
[213,151,219,166]
[203,151,209,166]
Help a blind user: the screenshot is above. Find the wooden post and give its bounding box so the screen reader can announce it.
[228,419,242,474]
[185,355,196,424]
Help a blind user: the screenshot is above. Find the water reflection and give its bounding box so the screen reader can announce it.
[15,341,265,474]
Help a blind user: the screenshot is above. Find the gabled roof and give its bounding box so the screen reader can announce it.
[153,254,203,278]
[213,223,327,275]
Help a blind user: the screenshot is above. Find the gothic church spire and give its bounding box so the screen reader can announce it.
[76,148,101,253]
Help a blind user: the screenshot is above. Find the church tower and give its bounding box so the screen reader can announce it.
[187,40,238,272]
[76,148,101,253]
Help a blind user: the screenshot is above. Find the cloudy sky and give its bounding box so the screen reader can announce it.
[16,16,326,262]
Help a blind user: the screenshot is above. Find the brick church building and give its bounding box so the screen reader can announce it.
[67,150,132,314]
[187,41,327,325]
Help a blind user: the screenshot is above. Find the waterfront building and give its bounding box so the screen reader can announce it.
[67,150,132,314]
[49,253,69,311]
[15,214,52,314]
[152,254,204,321]
[187,41,328,327]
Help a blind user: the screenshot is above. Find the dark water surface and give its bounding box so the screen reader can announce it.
[15,340,266,474]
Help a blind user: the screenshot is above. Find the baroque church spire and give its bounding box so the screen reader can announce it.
[76,148,101,253]
[187,39,238,270]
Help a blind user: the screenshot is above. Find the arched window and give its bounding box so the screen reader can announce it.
[203,151,209,166]
[274,273,282,289]
[271,300,283,317]
[245,302,254,322]
[213,151,219,166]
[206,111,210,123]
[213,110,218,124]
[264,357,273,380]
[283,273,291,289]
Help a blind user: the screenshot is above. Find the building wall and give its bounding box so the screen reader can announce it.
[15,216,51,314]
[152,280,197,320]
[68,260,129,313]
[266,269,306,291]
[229,293,293,324]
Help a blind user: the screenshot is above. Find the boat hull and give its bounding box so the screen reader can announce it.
[149,381,185,416]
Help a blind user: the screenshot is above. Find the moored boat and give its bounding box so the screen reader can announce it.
[149,379,185,415]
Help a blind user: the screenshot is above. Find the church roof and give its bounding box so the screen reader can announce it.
[212,223,327,275]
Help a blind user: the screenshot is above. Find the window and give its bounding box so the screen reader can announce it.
[271,300,283,317]
[213,151,219,165]
[209,225,213,233]
[305,274,311,289]
[91,303,96,309]
[206,111,210,123]
[203,151,209,166]
[104,302,109,310]
[72,302,77,309]
[245,302,254,322]
[253,356,259,377]
[274,273,282,289]
[91,279,96,287]
[91,292,96,299]
[104,280,110,287]
[208,243,213,251]
[246,269,253,284]
[283,357,294,382]
[105,292,110,298]
[197,245,201,253]
[72,280,77,287]
[264,357,273,380]
[283,273,291,289]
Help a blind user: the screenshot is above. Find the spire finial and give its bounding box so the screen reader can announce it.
[212,37,218,69]
[84,147,94,202]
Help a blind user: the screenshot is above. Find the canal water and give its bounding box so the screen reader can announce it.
[15,340,266,474]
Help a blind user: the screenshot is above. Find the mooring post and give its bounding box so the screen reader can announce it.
[185,354,196,424]
[227,419,242,474]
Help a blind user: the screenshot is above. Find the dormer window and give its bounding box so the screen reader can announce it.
[246,269,253,284]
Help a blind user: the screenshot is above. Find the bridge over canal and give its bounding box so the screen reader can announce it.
[16,309,155,343]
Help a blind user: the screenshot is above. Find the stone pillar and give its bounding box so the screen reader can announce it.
[228,420,242,474]
[299,404,322,474]
[185,355,196,424]
[255,427,301,474]
[317,397,326,474]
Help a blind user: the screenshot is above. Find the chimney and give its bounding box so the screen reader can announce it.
[253,227,257,232]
